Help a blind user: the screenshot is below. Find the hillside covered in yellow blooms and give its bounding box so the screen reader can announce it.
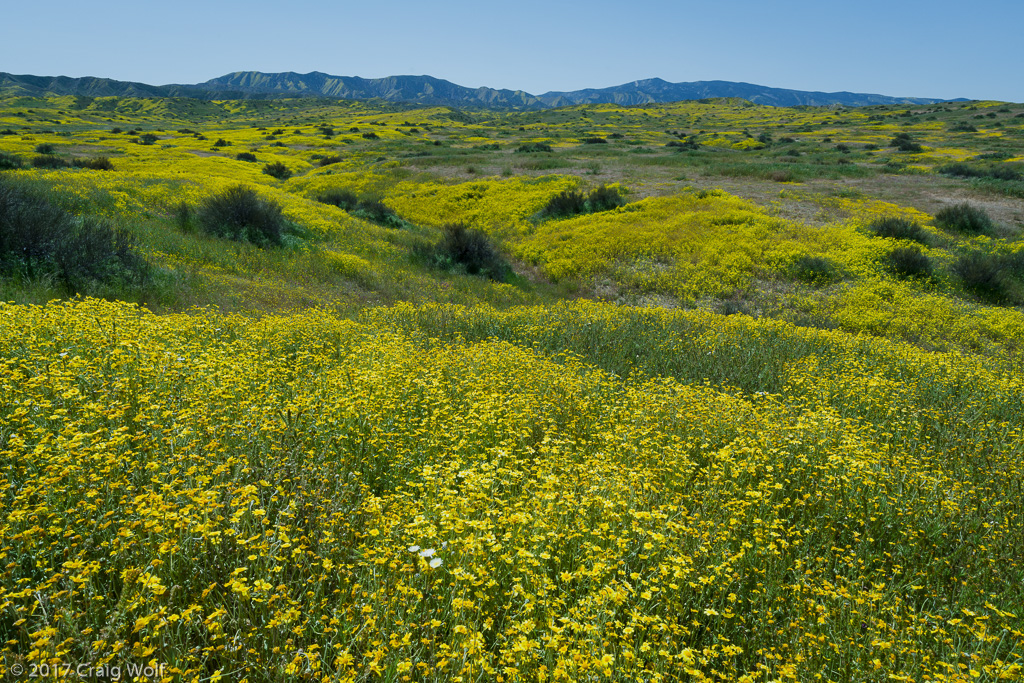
[1,93,1023,681]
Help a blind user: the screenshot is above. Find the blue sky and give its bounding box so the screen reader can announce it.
[2,0,1022,102]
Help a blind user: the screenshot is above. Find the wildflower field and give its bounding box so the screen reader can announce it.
[1,93,1023,681]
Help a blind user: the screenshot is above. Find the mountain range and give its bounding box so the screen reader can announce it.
[0,71,960,109]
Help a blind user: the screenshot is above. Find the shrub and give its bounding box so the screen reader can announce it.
[790,255,842,285]
[316,189,359,210]
[582,137,607,144]
[137,133,158,145]
[34,143,56,154]
[949,122,978,132]
[109,127,122,134]
[542,190,587,218]
[431,223,510,279]
[318,154,343,167]
[0,152,23,170]
[934,203,993,234]
[262,161,292,180]
[890,133,922,152]
[213,138,231,148]
[0,176,150,292]
[587,184,624,212]
[31,155,68,169]
[195,185,285,247]
[351,199,404,228]
[868,216,928,243]
[361,131,379,140]
[71,157,114,171]
[235,152,258,162]
[516,143,553,153]
[953,251,1014,302]
[887,246,933,278]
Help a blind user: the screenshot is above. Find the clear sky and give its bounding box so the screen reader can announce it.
[2,0,1022,102]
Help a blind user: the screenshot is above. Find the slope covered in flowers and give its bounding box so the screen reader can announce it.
[1,299,1022,681]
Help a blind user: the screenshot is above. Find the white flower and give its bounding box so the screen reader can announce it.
[419,548,435,558]
[429,558,443,569]
[408,545,420,553]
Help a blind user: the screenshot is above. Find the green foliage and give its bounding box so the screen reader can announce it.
[137,133,158,145]
[886,246,933,279]
[890,133,922,152]
[195,185,286,247]
[582,137,607,144]
[235,152,258,162]
[949,122,978,132]
[0,176,150,292]
[31,155,68,169]
[939,162,1023,182]
[316,188,359,211]
[318,154,343,167]
[868,216,928,243]
[213,138,231,148]
[71,157,114,171]
[790,255,843,285]
[934,203,994,234]
[428,223,511,280]
[516,143,553,153]
[541,184,625,219]
[34,143,56,154]
[262,161,292,180]
[0,152,24,170]
[953,251,1018,303]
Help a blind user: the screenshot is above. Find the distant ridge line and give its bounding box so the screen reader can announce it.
[0,71,966,108]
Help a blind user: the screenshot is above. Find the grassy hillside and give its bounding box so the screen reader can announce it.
[1,94,1023,681]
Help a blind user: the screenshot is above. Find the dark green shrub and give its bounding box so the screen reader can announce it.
[318,154,343,167]
[431,223,510,279]
[262,161,292,180]
[195,185,285,247]
[34,143,56,154]
[71,157,114,171]
[351,199,404,228]
[790,255,842,285]
[235,152,258,162]
[110,127,122,134]
[582,137,607,144]
[953,251,1014,302]
[887,246,933,278]
[316,189,359,210]
[890,133,922,152]
[934,203,993,234]
[587,184,624,212]
[361,131,379,140]
[0,152,23,170]
[137,133,158,145]
[472,143,500,151]
[868,216,928,243]
[0,176,150,292]
[949,122,978,132]
[32,155,68,169]
[542,190,587,218]
[516,143,553,153]
[213,138,231,147]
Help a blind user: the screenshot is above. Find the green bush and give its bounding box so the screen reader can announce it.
[582,137,607,144]
[542,190,587,218]
[351,199,405,229]
[318,155,343,167]
[361,132,379,140]
[953,251,1015,302]
[262,161,292,180]
[0,152,23,170]
[934,203,993,234]
[137,133,158,145]
[31,155,68,169]
[949,122,978,132]
[316,189,359,211]
[868,216,928,243]
[195,185,285,247]
[0,176,150,292]
[887,246,933,279]
[890,133,922,152]
[516,143,553,153]
[235,152,258,162]
[790,255,842,285]
[430,223,510,280]
[587,184,625,212]
[71,157,114,171]
[213,138,231,148]
[34,143,56,154]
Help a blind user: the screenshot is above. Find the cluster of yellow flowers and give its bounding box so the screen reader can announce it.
[1,299,1021,681]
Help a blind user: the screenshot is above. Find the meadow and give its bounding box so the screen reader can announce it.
[1,92,1023,681]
